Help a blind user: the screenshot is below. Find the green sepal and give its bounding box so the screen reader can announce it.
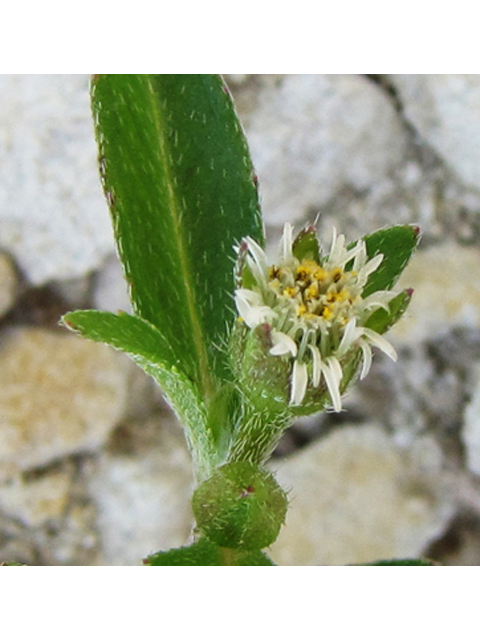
[364,288,414,335]
[356,225,420,297]
[143,537,276,566]
[91,74,264,400]
[292,224,321,262]
[235,322,292,415]
[61,310,214,480]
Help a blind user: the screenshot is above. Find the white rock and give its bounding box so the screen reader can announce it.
[390,74,480,191]
[0,466,72,528]
[92,253,131,313]
[0,74,113,285]
[88,416,194,565]
[391,243,480,345]
[269,425,451,566]
[0,252,17,317]
[0,328,128,478]
[245,74,408,226]
[463,365,480,476]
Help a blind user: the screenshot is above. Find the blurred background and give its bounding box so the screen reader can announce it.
[1,74,480,565]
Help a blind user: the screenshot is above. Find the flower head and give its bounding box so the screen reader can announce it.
[234,223,401,412]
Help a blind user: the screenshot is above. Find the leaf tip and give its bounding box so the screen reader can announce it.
[59,314,75,331]
[410,224,422,246]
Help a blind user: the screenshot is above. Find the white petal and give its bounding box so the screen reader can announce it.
[246,255,267,290]
[359,341,373,379]
[290,361,308,405]
[248,306,277,327]
[352,240,367,272]
[329,356,343,385]
[361,327,397,362]
[309,344,322,386]
[234,289,275,328]
[360,290,397,313]
[246,237,269,273]
[329,229,345,262]
[341,243,365,267]
[282,223,294,262]
[357,253,384,284]
[337,318,359,357]
[235,288,263,306]
[270,331,298,357]
[234,288,260,317]
[320,358,343,412]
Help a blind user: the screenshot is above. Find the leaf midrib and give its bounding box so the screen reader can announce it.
[146,75,214,400]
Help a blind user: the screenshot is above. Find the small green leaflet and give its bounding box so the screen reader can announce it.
[144,538,276,566]
[361,558,436,566]
[62,310,214,479]
[359,224,420,297]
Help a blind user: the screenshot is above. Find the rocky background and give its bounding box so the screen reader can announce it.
[1,74,480,565]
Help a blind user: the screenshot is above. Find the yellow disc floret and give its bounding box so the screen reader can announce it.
[267,256,358,328]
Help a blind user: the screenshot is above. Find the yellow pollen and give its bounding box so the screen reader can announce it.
[269,265,282,280]
[297,304,308,316]
[296,265,312,280]
[284,286,296,298]
[313,267,327,281]
[327,289,350,304]
[322,306,333,320]
[305,283,319,300]
[330,268,343,283]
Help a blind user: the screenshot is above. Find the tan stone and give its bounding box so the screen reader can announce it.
[0,467,72,527]
[269,425,452,566]
[88,415,194,566]
[0,252,17,318]
[463,364,480,477]
[0,328,128,478]
[391,244,480,345]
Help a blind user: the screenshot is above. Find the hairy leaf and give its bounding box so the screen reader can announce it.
[144,538,276,566]
[62,310,214,478]
[362,558,436,566]
[91,74,263,400]
[364,288,413,335]
[355,225,420,297]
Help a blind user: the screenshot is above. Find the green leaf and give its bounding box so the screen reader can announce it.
[62,310,181,373]
[361,558,436,566]
[359,225,420,297]
[61,310,214,479]
[144,538,276,566]
[91,74,263,400]
[364,288,414,334]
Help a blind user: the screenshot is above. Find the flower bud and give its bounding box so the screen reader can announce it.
[192,461,288,550]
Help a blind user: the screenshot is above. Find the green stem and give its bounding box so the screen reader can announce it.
[227,405,293,465]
